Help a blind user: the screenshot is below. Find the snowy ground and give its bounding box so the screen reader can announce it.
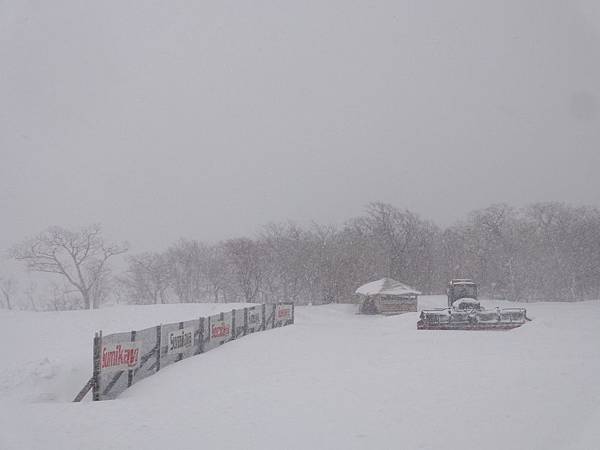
[1,296,599,450]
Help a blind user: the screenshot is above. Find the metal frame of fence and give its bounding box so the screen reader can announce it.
[73,303,294,401]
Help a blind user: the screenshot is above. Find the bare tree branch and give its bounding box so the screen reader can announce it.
[10,225,128,309]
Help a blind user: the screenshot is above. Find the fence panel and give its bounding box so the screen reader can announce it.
[274,303,294,327]
[97,331,140,400]
[264,304,276,330]
[160,319,200,369]
[245,305,263,334]
[132,326,161,384]
[204,311,234,352]
[233,308,246,339]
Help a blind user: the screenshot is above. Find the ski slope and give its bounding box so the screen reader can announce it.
[1,296,599,450]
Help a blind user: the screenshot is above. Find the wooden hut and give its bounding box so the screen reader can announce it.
[355,278,421,315]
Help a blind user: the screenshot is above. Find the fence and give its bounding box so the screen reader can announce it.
[74,303,294,401]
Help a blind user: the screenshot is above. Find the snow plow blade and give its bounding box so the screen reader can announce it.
[417,308,530,330]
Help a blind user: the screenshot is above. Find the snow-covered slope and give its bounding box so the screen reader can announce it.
[0,302,250,403]
[1,297,599,450]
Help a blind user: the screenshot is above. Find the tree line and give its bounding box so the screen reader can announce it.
[2,201,600,310]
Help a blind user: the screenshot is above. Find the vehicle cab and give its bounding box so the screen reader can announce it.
[447,279,478,308]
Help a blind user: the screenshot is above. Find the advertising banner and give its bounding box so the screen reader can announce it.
[100,341,142,372]
[211,320,231,339]
[160,320,201,369]
[203,311,233,352]
[166,326,194,354]
[274,303,293,326]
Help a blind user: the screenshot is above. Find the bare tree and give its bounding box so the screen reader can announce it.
[122,252,171,304]
[10,224,128,309]
[46,281,81,311]
[259,223,311,303]
[24,282,38,311]
[0,277,17,310]
[201,244,232,303]
[166,239,205,303]
[224,238,263,302]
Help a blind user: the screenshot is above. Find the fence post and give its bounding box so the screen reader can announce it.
[207,315,212,347]
[232,309,236,340]
[244,308,248,335]
[291,303,295,325]
[218,312,225,345]
[177,322,184,362]
[128,330,136,387]
[197,317,205,354]
[272,304,276,328]
[156,325,161,373]
[261,304,266,331]
[92,331,102,401]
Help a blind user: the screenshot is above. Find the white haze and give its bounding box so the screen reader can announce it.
[2,0,600,254]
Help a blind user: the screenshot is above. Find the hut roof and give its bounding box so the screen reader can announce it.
[355,278,421,297]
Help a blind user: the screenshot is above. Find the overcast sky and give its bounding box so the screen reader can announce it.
[2,0,600,256]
